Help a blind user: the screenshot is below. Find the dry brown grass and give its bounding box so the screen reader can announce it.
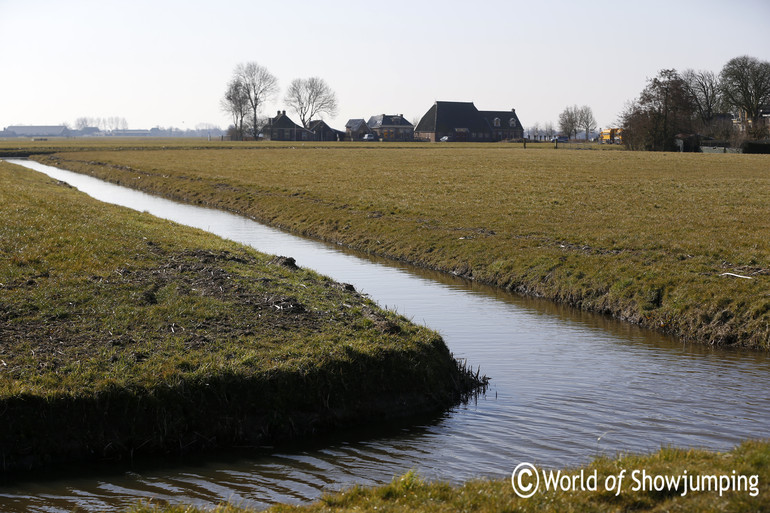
[28,143,770,348]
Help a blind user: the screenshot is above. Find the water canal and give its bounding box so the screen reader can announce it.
[3,159,770,512]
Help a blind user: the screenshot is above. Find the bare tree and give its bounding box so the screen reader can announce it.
[284,77,339,128]
[682,68,721,128]
[529,122,541,140]
[544,122,555,139]
[558,105,580,140]
[235,62,279,140]
[221,77,249,140]
[719,55,770,137]
[104,116,128,131]
[577,105,597,141]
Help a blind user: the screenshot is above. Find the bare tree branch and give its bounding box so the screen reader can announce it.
[235,62,279,140]
[284,77,338,128]
[558,105,580,140]
[577,105,597,141]
[221,77,249,140]
[682,69,720,126]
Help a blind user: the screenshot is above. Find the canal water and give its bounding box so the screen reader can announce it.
[3,159,770,511]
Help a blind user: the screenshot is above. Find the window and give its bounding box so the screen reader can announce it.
[509,118,516,127]
[493,117,501,127]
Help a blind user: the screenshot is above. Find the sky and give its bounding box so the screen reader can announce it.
[2,0,769,133]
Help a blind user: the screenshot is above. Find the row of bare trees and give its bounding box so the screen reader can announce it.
[74,116,128,132]
[528,122,556,140]
[221,62,338,141]
[529,106,597,142]
[557,105,597,141]
[621,55,770,151]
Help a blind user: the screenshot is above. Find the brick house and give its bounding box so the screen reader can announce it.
[345,119,373,141]
[366,114,414,141]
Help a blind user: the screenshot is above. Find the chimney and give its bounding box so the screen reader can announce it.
[277,110,281,116]
[283,110,286,115]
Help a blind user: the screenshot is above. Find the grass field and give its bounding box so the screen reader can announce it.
[23,141,770,349]
[2,140,768,510]
[0,159,481,471]
[128,440,770,513]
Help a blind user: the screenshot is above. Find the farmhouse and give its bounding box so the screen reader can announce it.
[414,101,524,142]
[367,114,414,141]
[261,111,345,141]
[345,119,373,141]
[307,119,344,141]
[262,111,312,141]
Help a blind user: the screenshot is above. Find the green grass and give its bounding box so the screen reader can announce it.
[127,440,770,513]
[22,142,770,349]
[0,160,481,472]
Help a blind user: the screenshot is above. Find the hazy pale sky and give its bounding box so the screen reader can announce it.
[2,0,769,132]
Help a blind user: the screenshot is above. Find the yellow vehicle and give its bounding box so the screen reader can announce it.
[599,128,622,144]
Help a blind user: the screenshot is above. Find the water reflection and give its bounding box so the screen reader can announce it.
[3,159,770,512]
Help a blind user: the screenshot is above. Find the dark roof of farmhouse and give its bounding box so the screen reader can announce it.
[265,111,303,129]
[414,102,487,133]
[415,102,522,133]
[345,119,368,131]
[307,119,339,132]
[367,114,413,129]
[479,110,522,129]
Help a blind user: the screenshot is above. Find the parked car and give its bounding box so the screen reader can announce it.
[362,134,377,141]
[439,135,450,142]
[551,136,569,143]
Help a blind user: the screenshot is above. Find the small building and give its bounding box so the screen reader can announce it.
[367,114,414,142]
[307,120,344,141]
[345,118,373,141]
[75,126,102,137]
[262,110,313,141]
[414,101,523,142]
[674,133,700,152]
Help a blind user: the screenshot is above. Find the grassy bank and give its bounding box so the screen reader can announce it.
[128,439,769,512]
[28,143,770,349]
[0,160,482,472]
